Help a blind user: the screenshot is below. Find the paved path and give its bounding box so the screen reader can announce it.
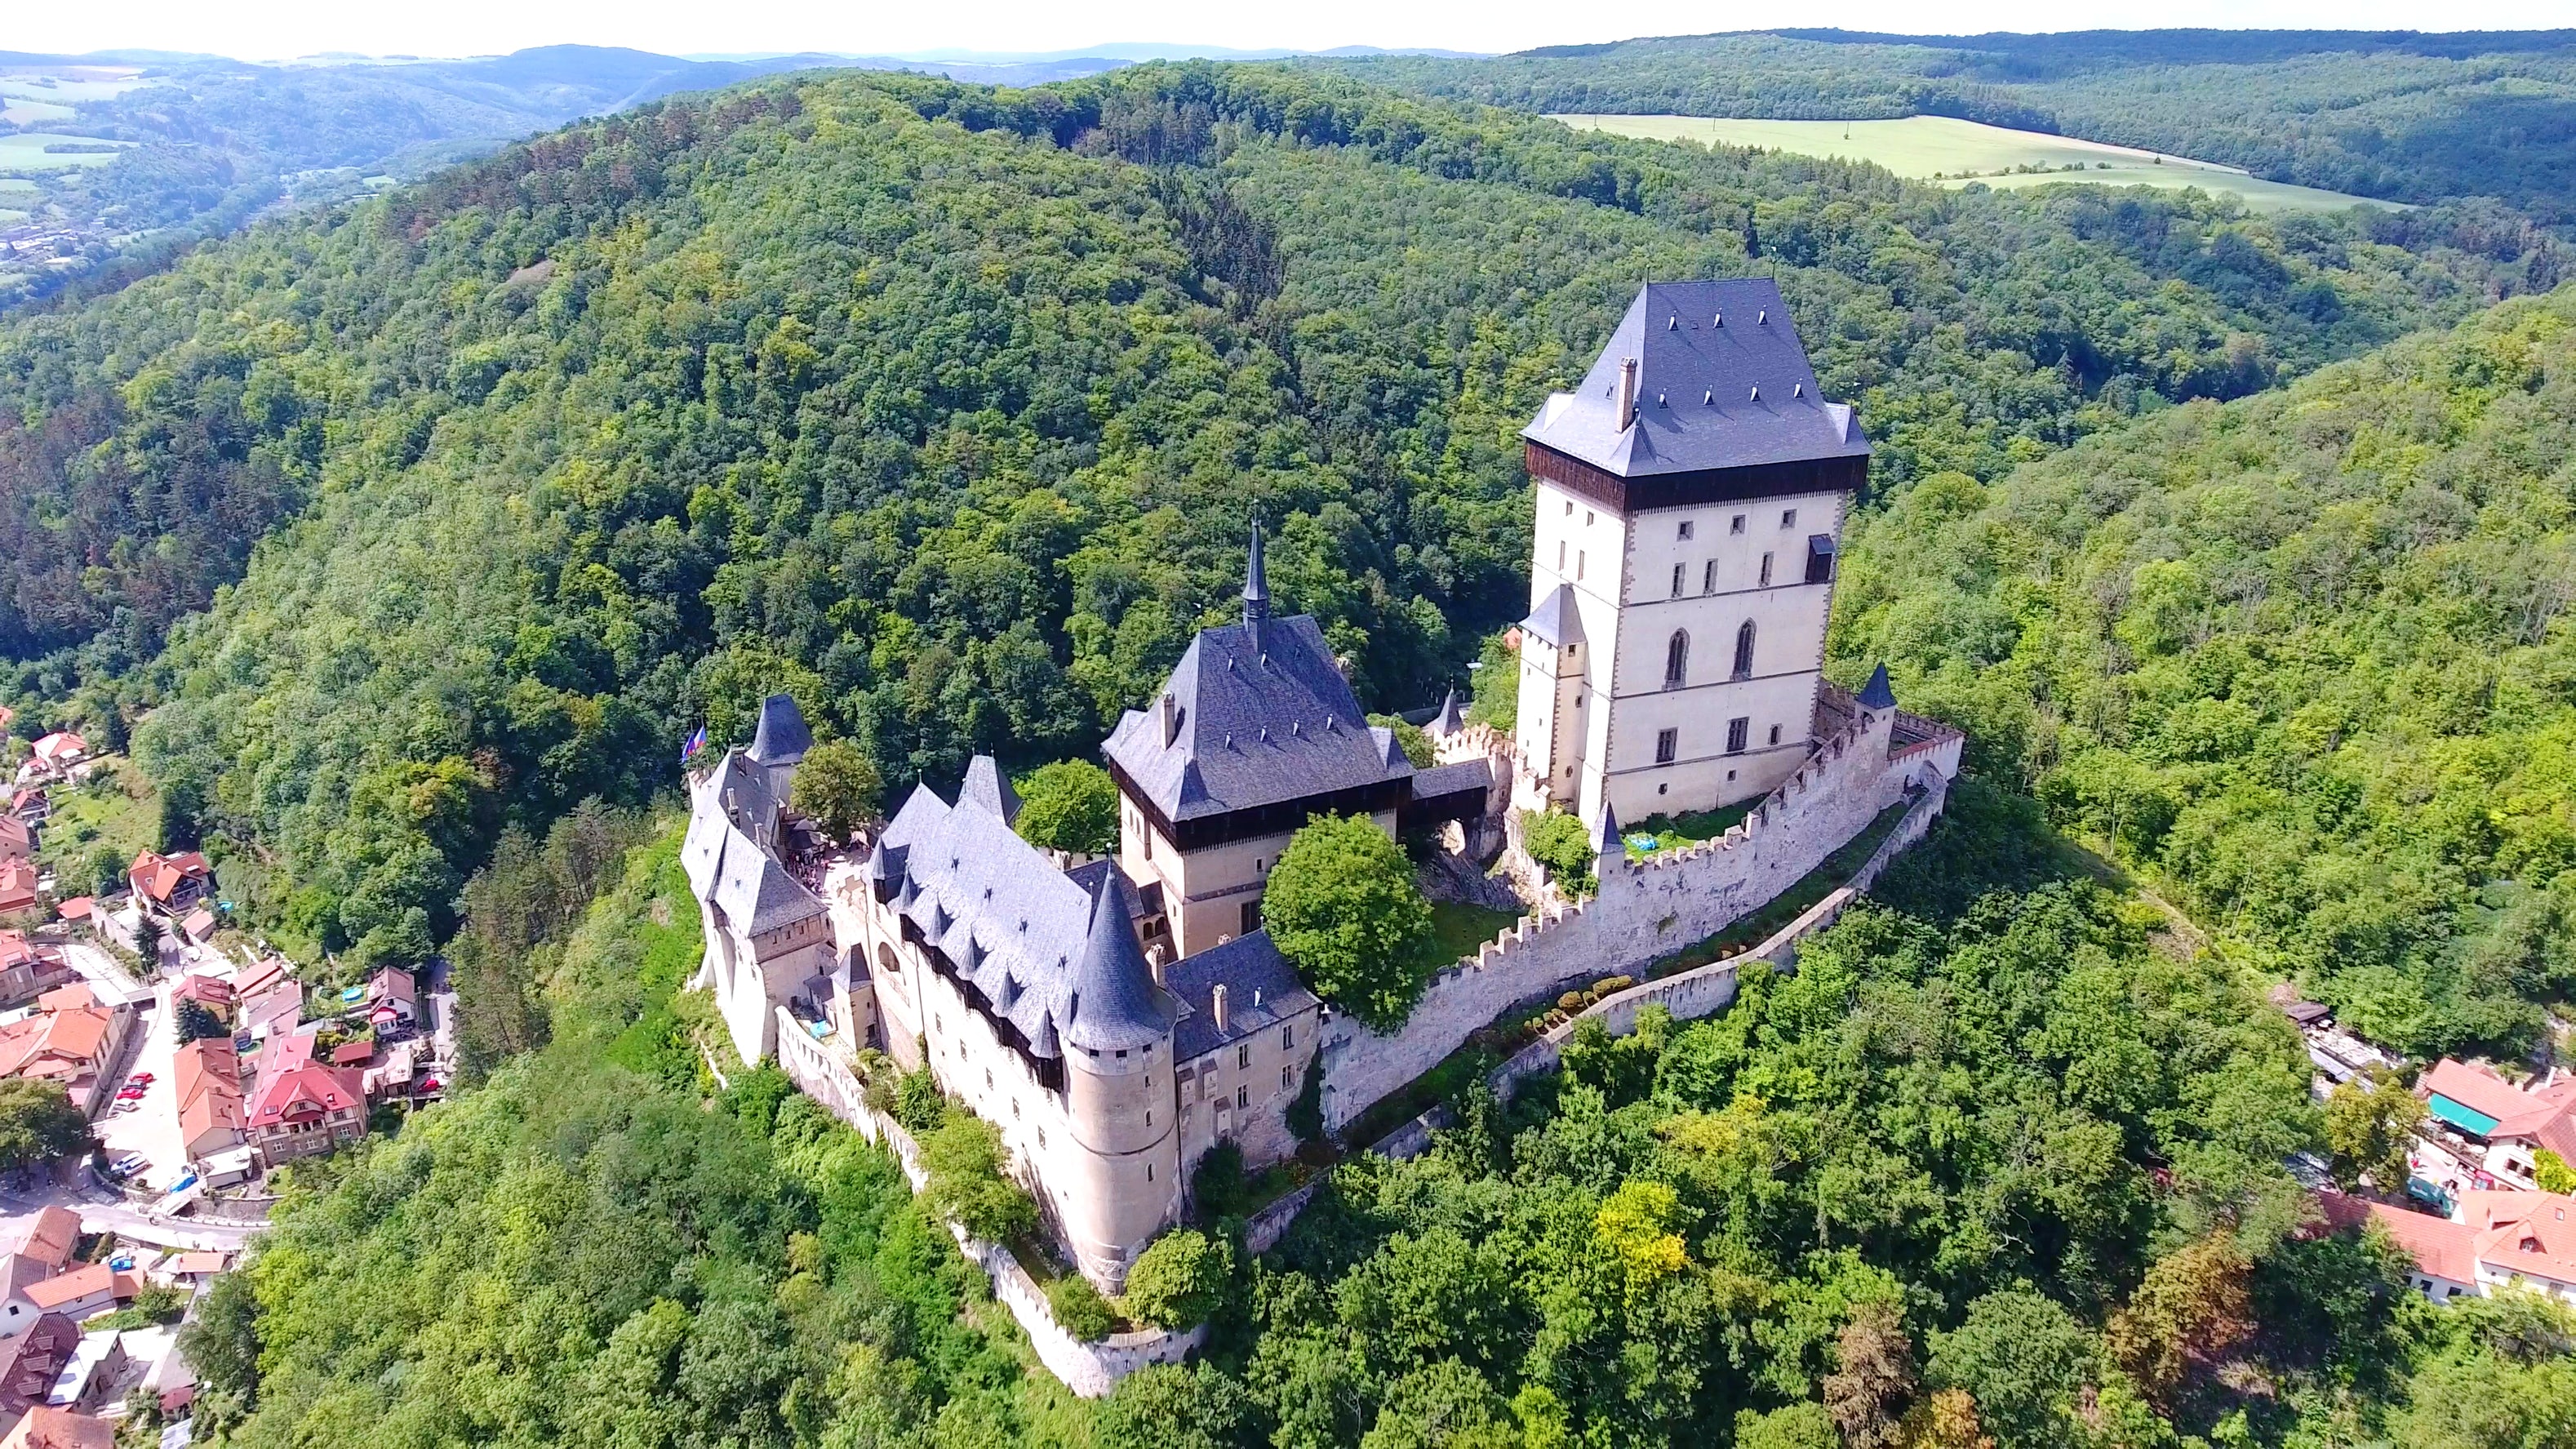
[60,940,149,1008]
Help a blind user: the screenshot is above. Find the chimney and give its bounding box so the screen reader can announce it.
[1159,691,1179,747]
[1147,943,1168,989]
[1617,356,1639,432]
[1211,983,1229,1033]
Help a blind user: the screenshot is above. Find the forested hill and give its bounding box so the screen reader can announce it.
[1,63,2565,965]
[1836,283,2576,1057]
[1325,29,2576,227]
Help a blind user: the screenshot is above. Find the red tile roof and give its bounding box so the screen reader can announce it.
[0,861,34,914]
[12,1208,79,1271]
[126,850,209,908]
[49,900,87,924]
[28,735,85,765]
[7,1404,116,1449]
[249,1062,362,1129]
[19,1263,114,1311]
[2460,1189,2576,1289]
[2359,1199,2481,1284]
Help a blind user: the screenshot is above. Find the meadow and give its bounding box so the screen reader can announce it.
[0,132,133,171]
[1550,113,2402,214]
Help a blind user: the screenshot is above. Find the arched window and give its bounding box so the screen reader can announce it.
[1663,630,1689,689]
[1733,620,1756,679]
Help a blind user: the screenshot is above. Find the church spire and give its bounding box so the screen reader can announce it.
[1243,519,1270,628]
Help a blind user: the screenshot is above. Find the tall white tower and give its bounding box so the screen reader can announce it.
[1513,278,1868,829]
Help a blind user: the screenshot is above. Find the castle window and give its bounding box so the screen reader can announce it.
[1730,513,1746,535]
[1759,551,1773,588]
[1670,563,1684,598]
[1283,1065,1294,1090]
[1146,1110,1152,1125]
[1117,1049,1128,1060]
[1012,1099,1020,1117]
[1037,1128,1046,1146]
[1663,630,1689,690]
[1236,1086,1249,1109]
[984,1069,993,1089]
[1147,1163,1153,1181]
[1727,718,1750,753]
[1702,560,1717,594]
[1281,1025,1293,1050]
[1577,550,1585,581]
[1238,1044,1250,1069]
[1733,621,1756,679]
[1241,901,1262,936]
[1781,509,1797,528]
[1564,500,1573,515]
[1584,510,1594,527]
[1806,535,1837,584]
[1557,540,1566,571]
[1769,724,1783,746]
[1677,520,1694,540]
[1655,728,1677,764]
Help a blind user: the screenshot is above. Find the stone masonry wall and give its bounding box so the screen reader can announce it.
[1319,704,1960,1136]
[775,1011,1205,1398]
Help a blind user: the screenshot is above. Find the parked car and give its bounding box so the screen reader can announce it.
[109,1152,148,1177]
[127,1073,153,1086]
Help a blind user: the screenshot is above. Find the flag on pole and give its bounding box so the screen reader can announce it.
[681,724,708,763]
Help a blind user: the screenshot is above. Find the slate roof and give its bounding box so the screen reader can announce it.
[1102,611,1410,825]
[1519,583,1583,647]
[682,749,824,939]
[959,756,1021,825]
[748,694,813,767]
[1429,689,1464,737]
[1411,759,1493,807]
[1857,664,1898,711]
[1522,279,1868,478]
[877,769,1175,1061]
[1166,929,1315,1062]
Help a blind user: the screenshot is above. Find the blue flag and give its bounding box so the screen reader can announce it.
[681,724,708,762]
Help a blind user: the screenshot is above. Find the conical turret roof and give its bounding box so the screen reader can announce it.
[1857,663,1898,711]
[1592,798,1623,859]
[1062,876,1174,1053]
[748,694,814,766]
[1430,687,1464,737]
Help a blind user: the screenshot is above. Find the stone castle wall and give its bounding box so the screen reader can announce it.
[1320,704,1960,1136]
[775,1011,1206,1398]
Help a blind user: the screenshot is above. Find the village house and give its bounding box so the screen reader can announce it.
[366,966,418,1031]
[244,1033,366,1168]
[13,1269,123,1331]
[0,985,133,1116]
[11,737,84,789]
[0,1403,113,1449]
[0,864,35,919]
[2339,1189,2576,1304]
[5,791,43,830]
[0,818,29,868]
[175,1037,246,1166]
[0,1316,79,1430]
[2418,1059,2576,1191]
[39,1330,124,1415]
[123,851,211,924]
[10,1213,77,1279]
[0,936,68,1009]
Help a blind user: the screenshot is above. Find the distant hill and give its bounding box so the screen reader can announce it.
[1322,29,2576,229]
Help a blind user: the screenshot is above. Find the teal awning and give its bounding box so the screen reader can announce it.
[2427,1093,2499,1136]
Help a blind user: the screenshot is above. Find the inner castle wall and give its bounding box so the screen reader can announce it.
[1317,705,1961,1136]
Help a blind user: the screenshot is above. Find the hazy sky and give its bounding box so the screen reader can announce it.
[9,0,2565,63]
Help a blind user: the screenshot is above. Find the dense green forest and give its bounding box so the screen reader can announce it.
[1328,30,2576,229]
[2,62,2562,967]
[1832,285,2576,1057]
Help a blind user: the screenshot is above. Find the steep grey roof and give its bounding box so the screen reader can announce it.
[958,755,1021,825]
[1592,798,1623,858]
[1857,663,1898,711]
[1243,521,1270,621]
[1520,584,1583,647]
[1429,688,1463,737]
[1168,929,1317,1062]
[748,694,814,766]
[1411,758,1493,806]
[1103,613,1410,824]
[877,783,1175,1061]
[1522,279,1868,478]
[683,749,824,938]
[1064,876,1175,1052]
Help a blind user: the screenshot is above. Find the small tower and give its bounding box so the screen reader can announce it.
[748,693,813,810]
[1428,687,1464,741]
[1856,663,1899,726]
[1591,797,1623,880]
[1241,520,1271,651]
[1058,878,1180,1290]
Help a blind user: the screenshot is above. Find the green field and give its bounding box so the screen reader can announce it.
[1551,113,2401,215]
[0,133,133,172]
[0,96,75,126]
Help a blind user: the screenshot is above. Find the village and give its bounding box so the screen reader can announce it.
[0,706,454,1447]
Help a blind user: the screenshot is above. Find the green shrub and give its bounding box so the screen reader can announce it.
[1046,1272,1119,1342]
[1521,809,1597,896]
[893,1066,945,1135]
[1121,1229,1232,1330]
[921,1113,1037,1243]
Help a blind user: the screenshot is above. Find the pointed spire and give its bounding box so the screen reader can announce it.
[864,838,904,903]
[1063,875,1172,1053]
[959,756,1020,825]
[1430,687,1464,738]
[1857,663,1897,712]
[1243,518,1271,627]
[748,694,813,766]
[1592,798,1623,860]
[1030,1009,1061,1060]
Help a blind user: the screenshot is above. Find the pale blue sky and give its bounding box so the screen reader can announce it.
[8,0,2565,65]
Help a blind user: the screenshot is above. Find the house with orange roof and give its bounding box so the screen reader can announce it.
[0,819,29,868]
[0,936,66,1007]
[123,851,210,922]
[12,736,84,789]
[2419,1059,2576,1190]
[5,790,42,829]
[2343,1189,2576,1305]
[9,1265,122,1326]
[0,986,132,1115]
[246,1057,366,1169]
[0,1404,115,1449]
[0,864,34,919]
[174,1038,246,1165]
[11,1211,79,1278]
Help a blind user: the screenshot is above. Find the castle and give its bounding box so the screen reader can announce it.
[687,278,1962,1299]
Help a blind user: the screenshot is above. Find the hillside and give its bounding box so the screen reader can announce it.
[2,63,2556,967]
[1834,283,2576,1056]
[1326,29,2576,229]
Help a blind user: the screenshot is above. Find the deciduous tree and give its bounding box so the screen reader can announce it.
[1264,815,1437,1032]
